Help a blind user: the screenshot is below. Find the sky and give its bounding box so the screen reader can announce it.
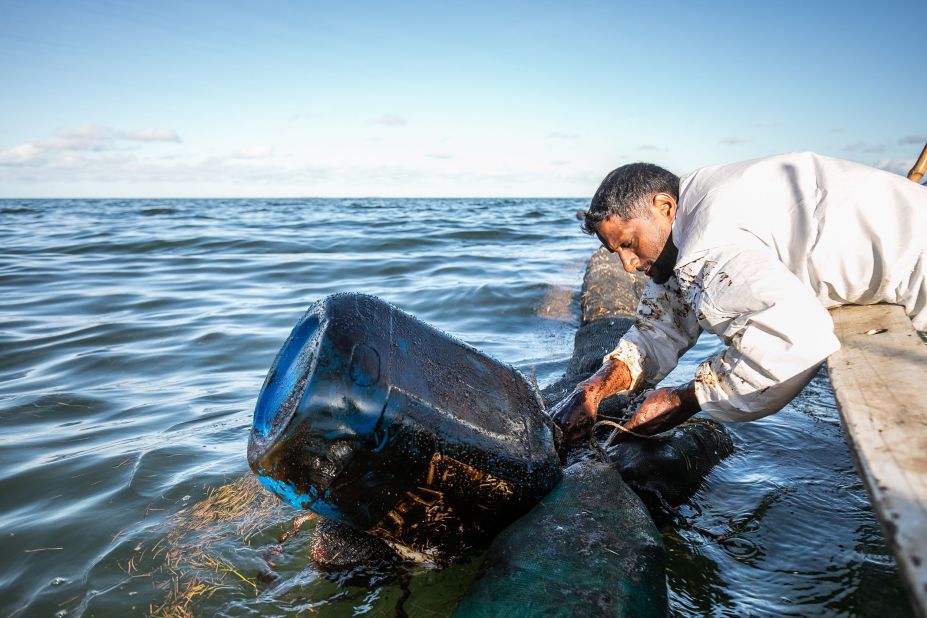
[1,0,925,198]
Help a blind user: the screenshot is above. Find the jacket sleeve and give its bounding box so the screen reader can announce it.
[604,274,701,394]
[691,247,840,422]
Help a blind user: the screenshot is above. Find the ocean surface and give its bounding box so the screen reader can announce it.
[0,198,913,617]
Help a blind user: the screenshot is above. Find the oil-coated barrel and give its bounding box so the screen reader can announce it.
[247,293,562,562]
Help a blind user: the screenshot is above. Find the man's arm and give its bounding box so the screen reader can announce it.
[548,356,631,445]
[550,275,701,447]
[621,380,700,436]
[683,246,839,423]
[618,246,842,436]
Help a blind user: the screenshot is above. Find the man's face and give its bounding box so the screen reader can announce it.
[592,194,678,284]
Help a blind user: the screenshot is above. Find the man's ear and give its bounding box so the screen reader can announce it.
[651,193,677,221]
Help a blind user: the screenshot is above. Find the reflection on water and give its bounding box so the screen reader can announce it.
[0,199,911,616]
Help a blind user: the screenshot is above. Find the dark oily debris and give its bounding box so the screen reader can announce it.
[311,517,400,572]
[608,418,735,509]
[581,247,647,323]
[453,461,667,618]
[248,293,562,565]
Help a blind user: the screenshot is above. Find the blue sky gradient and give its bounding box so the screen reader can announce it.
[1,0,924,197]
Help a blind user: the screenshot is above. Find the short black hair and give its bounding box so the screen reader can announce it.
[581,163,679,235]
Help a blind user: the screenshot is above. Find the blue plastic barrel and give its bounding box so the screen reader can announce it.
[248,293,562,562]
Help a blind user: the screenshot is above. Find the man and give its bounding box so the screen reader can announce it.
[551,152,927,446]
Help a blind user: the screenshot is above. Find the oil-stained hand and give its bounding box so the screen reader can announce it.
[549,357,633,453]
[548,386,599,450]
[623,382,700,437]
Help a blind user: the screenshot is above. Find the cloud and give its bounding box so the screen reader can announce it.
[0,145,614,196]
[719,136,748,145]
[287,111,319,123]
[368,114,407,127]
[548,131,579,140]
[842,142,886,154]
[119,128,181,142]
[871,159,912,176]
[0,124,182,166]
[0,123,650,196]
[231,144,275,159]
[45,124,115,151]
[899,135,927,145]
[0,123,195,184]
[0,146,329,187]
[52,124,180,150]
[0,143,42,166]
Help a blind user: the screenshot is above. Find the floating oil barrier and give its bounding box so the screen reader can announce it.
[248,293,562,563]
[454,461,667,618]
[451,250,732,616]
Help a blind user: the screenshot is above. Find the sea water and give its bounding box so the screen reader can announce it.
[0,198,912,616]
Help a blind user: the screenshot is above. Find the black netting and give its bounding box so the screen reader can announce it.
[453,462,667,618]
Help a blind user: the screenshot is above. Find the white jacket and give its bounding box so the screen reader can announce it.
[607,152,927,422]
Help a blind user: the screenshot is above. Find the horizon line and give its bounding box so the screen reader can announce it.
[0,195,594,201]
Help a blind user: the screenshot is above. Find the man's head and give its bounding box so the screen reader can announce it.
[582,163,680,284]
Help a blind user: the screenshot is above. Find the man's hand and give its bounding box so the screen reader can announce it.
[622,381,700,437]
[549,357,632,450]
[548,385,599,449]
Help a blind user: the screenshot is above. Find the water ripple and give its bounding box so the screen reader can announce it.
[0,198,910,617]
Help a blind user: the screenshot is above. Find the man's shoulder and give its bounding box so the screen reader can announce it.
[679,151,891,201]
[681,152,822,200]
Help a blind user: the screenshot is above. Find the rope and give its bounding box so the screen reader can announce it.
[593,419,659,443]
[589,418,659,463]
